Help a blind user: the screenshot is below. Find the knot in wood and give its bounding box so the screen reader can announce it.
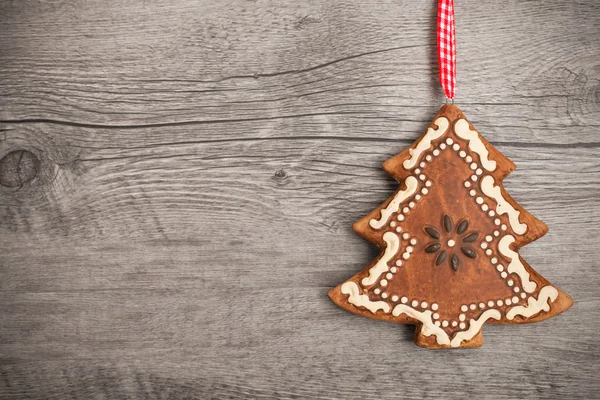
[273,169,288,180]
[0,150,41,188]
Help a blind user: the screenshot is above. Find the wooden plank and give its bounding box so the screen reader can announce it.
[1,0,599,398]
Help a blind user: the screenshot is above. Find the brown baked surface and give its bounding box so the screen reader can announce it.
[329,104,573,349]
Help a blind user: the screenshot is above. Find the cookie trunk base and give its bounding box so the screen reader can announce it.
[414,325,484,349]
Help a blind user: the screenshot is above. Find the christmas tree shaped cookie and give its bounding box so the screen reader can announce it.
[329,104,573,348]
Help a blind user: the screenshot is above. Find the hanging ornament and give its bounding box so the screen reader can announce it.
[328,0,572,348]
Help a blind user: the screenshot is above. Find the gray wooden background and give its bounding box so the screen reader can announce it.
[1,0,599,399]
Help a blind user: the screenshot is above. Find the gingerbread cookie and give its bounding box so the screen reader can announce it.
[329,104,573,348]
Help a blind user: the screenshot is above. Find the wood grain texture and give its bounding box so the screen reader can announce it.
[0,0,599,398]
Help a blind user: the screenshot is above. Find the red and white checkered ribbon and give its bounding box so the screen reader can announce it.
[437,0,456,99]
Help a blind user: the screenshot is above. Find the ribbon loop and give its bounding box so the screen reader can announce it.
[437,0,456,99]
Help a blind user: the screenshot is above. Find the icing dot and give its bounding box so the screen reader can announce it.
[402,252,410,260]
[501,224,507,231]
[494,230,500,237]
[470,162,477,170]
[421,188,429,195]
[403,207,410,214]
[414,168,421,174]
[485,249,492,256]
[380,279,388,286]
[419,174,426,181]
[469,304,477,311]
[425,180,432,187]
[459,314,466,321]
[421,301,428,308]
[488,210,496,217]
[374,288,381,295]
[432,303,439,311]
[471,175,478,182]
[497,300,504,306]
[401,297,408,304]
[402,233,410,240]
[447,239,456,247]
[466,155,473,162]
[411,300,419,307]
[464,181,471,188]
[381,293,388,299]
[512,296,519,303]
[496,265,504,272]
[505,298,511,305]
[420,162,426,168]
[409,201,416,209]
[461,305,468,312]
[446,138,454,145]
[391,266,399,272]
[485,235,493,242]
[406,246,414,253]
[469,189,476,197]
[494,218,501,226]
[453,143,460,151]
[392,295,399,302]
[488,301,494,307]
[397,215,405,222]
[440,143,447,150]
[481,242,488,249]
[426,155,432,162]
[433,149,440,156]
[396,227,402,233]
[491,258,498,265]
[410,238,417,245]
[479,302,485,309]
[459,150,467,158]
[481,204,489,211]
[507,279,514,287]
[476,197,484,205]
[386,273,393,280]
[521,292,527,299]
[475,168,483,176]
[452,321,458,327]
[442,320,449,327]
[514,287,520,293]
[501,272,508,278]
[415,194,422,201]
[459,322,466,329]
[433,313,439,320]
[434,321,441,327]
[390,221,397,228]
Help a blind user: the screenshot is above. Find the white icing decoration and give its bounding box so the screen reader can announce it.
[481,176,528,234]
[392,305,451,346]
[403,117,450,169]
[369,176,419,229]
[341,282,390,314]
[454,119,497,171]
[361,232,400,286]
[506,286,559,320]
[498,235,537,293]
[450,310,501,347]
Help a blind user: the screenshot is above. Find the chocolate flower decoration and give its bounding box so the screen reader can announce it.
[424,214,478,271]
